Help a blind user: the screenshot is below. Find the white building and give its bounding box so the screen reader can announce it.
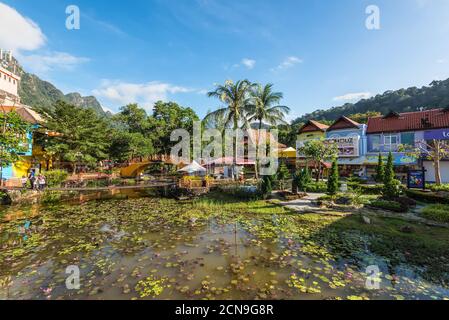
[0,65,21,106]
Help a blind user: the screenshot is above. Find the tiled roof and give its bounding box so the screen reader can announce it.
[366,108,449,134]
[1,105,43,124]
[298,120,329,133]
[327,116,361,131]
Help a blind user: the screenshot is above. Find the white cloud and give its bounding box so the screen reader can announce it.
[0,2,46,52]
[102,106,116,114]
[0,3,88,75]
[333,92,372,102]
[436,58,447,64]
[93,80,193,110]
[271,56,303,71]
[17,51,90,73]
[241,58,256,69]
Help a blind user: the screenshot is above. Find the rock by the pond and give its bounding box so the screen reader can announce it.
[362,216,371,224]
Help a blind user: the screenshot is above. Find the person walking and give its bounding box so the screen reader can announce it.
[28,169,36,190]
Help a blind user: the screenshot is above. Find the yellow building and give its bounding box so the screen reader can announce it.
[297,120,329,147]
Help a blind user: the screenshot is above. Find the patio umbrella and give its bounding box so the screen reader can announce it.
[178,160,206,174]
[278,147,297,158]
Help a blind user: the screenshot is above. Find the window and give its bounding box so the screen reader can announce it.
[401,132,415,148]
[369,135,381,152]
[384,134,399,151]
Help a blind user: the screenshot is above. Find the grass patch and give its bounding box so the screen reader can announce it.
[421,204,449,223]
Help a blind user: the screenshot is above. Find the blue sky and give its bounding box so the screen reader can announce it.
[1,0,449,120]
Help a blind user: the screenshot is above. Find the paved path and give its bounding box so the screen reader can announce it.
[277,193,327,213]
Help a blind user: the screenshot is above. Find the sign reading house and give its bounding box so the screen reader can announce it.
[424,129,449,141]
[325,136,360,157]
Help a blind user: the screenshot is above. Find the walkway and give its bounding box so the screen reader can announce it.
[276,193,327,213]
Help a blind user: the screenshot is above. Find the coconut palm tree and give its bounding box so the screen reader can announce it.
[247,83,290,179]
[205,80,254,179]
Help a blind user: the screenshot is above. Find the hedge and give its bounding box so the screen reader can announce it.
[369,199,407,213]
[405,189,449,204]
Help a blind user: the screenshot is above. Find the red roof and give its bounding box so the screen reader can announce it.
[327,116,361,131]
[367,109,449,134]
[298,120,329,133]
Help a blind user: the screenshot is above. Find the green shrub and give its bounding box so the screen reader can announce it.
[293,168,312,193]
[421,204,449,223]
[41,191,62,204]
[260,176,274,199]
[429,184,449,192]
[358,184,384,195]
[43,170,69,188]
[306,181,328,193]
[369,199,406,212]
[405,189,449,204]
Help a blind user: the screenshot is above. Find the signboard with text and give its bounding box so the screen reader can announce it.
[325,136,360,157]
[424,129,449,141]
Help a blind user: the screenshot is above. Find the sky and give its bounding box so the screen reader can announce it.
[1,0,449,120]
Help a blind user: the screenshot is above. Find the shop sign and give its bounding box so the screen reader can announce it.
[424,129,449,141]
[325,136,360,157]
[407,169,426,189]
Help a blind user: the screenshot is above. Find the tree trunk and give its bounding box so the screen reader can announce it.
[233,115,238,181]
[254,120,262,180]
[434,140,442,185]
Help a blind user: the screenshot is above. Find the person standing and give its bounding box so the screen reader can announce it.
[40,174,46,191]
[21,176,28,188]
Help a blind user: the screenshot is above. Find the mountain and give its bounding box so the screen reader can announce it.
[18,73,105,115]
[1,53,105,115]
[292,79,449,125]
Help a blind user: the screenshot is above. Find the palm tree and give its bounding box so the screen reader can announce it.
[247,84,290,179]
[205,80,254,179]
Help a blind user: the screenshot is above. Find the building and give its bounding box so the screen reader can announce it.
[0,63,43,186]
[366,109,449,183]
[325,116,368,177]
[297,120,329,147]
[296,120,331,175]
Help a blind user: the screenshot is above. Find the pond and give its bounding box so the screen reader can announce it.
[1,192,449,300]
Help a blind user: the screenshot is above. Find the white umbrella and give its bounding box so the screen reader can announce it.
[178,160,206,173]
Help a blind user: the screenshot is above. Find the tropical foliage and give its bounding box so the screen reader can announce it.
[0,111,31,181]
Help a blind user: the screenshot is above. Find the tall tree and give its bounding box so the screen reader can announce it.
[205,80,254,179]
[383,152,399,198]
[148,101,199,156]
[298,139,338,182]
[375,153,385,183]
[327,158,339,195]
[36,101,110,174]
[0,111,30,183]
[247,83,290,179]
[113,103,149,134]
